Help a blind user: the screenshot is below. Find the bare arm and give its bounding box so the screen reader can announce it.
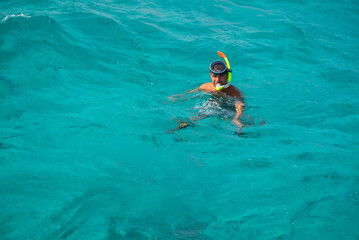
[189,87,201,93]
[168,85,203,102]
[232,97,245,128]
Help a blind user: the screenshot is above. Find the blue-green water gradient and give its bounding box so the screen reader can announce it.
[1,0,359,239]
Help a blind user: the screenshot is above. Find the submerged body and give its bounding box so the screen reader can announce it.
[167,51,246,133]
[167,74,245,133]
[190,77,245,127]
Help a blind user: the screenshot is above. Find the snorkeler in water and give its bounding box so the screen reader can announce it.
[167,51,246,133]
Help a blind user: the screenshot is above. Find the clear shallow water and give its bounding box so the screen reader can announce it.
[1,0,359,239]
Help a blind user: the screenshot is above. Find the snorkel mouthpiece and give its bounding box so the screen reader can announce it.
[214,51,232,91]
[216,83,229,90]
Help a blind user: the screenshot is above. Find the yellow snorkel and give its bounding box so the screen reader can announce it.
[215,51,232,91]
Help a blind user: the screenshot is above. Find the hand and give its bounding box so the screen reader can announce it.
[179,121,191,128]
[232,118,243,128]
[166,120,192,133]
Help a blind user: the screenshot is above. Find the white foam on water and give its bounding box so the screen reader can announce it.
[1,13,31,23]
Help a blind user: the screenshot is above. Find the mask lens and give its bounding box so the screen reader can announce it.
[209,61,227,75]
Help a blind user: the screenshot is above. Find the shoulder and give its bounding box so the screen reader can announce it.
[228,85,244,98]
[189,82,213,93]
[199,82,214,91]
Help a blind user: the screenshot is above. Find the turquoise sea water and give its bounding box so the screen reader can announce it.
[1,0,359,239]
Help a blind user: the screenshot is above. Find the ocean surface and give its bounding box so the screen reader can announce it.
[1,0,359,239]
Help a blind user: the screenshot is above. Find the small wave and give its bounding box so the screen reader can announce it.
[1,13,31,23]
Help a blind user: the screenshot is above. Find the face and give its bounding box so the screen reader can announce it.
[210,72,228,87]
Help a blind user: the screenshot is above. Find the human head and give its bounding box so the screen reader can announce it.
[209,60,229,89]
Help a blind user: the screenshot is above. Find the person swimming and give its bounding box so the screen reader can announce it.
[167,51,246,133]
